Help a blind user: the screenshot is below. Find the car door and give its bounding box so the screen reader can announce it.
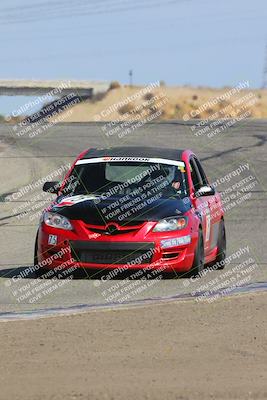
[189,157,213,255]
[196,158,222,250]
[194,157,222,252]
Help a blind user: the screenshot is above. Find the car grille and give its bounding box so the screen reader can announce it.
[70,241,154,265]
[86,221,145,236]
[89,227,136,236]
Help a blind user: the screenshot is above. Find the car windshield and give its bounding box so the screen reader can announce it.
[63,161,189,199]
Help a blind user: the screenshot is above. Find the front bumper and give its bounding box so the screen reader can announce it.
[37,220,198,273]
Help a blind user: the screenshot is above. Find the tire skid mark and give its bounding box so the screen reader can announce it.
[0,281,266,322]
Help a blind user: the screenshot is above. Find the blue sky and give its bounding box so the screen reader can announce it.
[0,0,267,115]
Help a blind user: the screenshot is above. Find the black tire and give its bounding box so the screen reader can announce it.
[34,232,39,266]
[214,219,226,270]
[188,229,204,278]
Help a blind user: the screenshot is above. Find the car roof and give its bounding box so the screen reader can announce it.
[82,146,184,160]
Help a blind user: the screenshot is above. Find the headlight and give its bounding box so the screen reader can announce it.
[43,212,72,230]
[153,217,188,232]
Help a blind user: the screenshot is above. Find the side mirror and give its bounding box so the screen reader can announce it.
[195,185,215,197]
[43,181,61,194]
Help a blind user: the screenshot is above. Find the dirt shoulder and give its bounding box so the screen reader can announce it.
[0,292,266,400]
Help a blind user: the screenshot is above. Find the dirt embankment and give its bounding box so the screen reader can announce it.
[48,83,267,122]
[5,82,267,124]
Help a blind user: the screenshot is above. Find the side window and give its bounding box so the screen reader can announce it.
[189,159,202,191]
[194,158,209,186]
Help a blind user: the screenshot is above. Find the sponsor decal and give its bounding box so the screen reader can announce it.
[75,157,185,167]
[55,194,100,207]
[161,235,191,248]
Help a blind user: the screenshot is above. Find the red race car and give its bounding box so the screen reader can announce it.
[34,147,226,277]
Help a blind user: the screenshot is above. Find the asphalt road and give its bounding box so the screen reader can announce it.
[0,120,266,315]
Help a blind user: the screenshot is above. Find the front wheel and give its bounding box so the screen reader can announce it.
[188,229,204,278]
[34,232,39,266]
[214,220,226,270]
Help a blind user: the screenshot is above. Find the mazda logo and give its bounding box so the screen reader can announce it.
[106,224,118,234]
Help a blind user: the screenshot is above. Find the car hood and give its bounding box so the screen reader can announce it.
[50,194,192,224]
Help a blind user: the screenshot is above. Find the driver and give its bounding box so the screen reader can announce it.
[163,168,183,197]
[171,180,181,191]
[140,167,183,197]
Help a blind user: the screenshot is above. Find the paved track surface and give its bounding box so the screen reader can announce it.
[0,120,266,315]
